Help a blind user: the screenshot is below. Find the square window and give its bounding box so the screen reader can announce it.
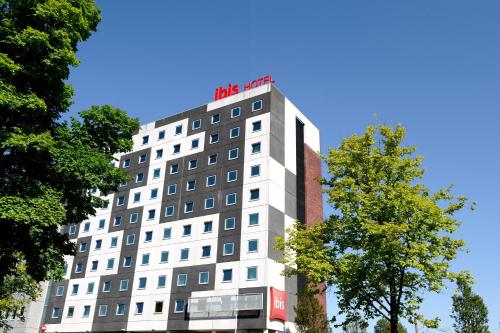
[165,205,174,217]
[250,164,260,177]
[133,192,141,203]
[98,219,105,229]
[252,120,262,132]
[158,275,166,288]
[114,216,122,226]
[145,231,153,242]
[223,242,234,256]
[168,184,177,195]
[183,225,192,237]
[123,159,130,168]
[170,164,179,174]
[191,138,199,149]
[174,300,185,313]
[151,188,158,199]
[175,125,183,135]
[228,148,239,160]
[68,225,76,235]
[119,180,127,187]
[249,213,259,226]
[211,114,220,124]
[147,209,156,220]
[163,227,172,239]
[83,222,90,232]
[135,302,144,315]
[52,307,60,318]
[155,301,164,313]
[173,144,181,154]
[158,130,165,140]
[209,133,219,144]
[192,119,201,130]
[126,234,135,245]
[180,248,189,261]
[142,135,149,145]
[106,259,114,270]
[153,168,161,179]
[98,305,108,317]
[177,273,187,286]
[79,242,87,252]
[102,281,111,292]
[204,197,215,209]
[136,173,144,183]
[226,193,237,205]
[231,107,241,118]
[90,260,98,271]
[247,266,258,280]
[67,306,74,318]
[230,127,240,138]
[251,142,261,154]
[208,154,218,165]
[116,303,125,315]
[186,180,196,191]
[160,251,169,263]
[155,149,163,159]
[87,282,95,294]
[91,186,97,193]
[201,246,211,258]
[248,239,258,252]
[142,253,150,265]
[250,189,260,201]
[203,221,213,233]
[138,277,147,289]
[199,271,209,284]
[119,279,129,291]
[83,305,91,317]
[130,213,139,223]
[227,170,238,182]
[56,285,64,296]
[206,175,216,187]
[123,256,132,267]
[252,99,263,112]
[188,159,198,170]
[71,284,79,295]
[222,269,232,282]
[224,217,236,230]
[110,237,118,248]
[184,202,194,213]
[139,154,147,163]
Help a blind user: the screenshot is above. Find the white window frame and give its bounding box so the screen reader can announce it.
[231,107,241,118]
[252,99,263,112]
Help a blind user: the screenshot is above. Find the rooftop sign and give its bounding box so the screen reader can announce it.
[214,75,275,101]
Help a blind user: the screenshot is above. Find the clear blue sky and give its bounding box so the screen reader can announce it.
[68,1,500,331]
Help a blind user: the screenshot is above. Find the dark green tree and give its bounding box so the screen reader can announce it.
[0,0,139,328]
[374,319,407,333]
[451,279,490,333]
[294,284,330,333]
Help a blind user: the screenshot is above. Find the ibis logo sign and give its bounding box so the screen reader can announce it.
[214,75,275,101]
[269,287,287,322]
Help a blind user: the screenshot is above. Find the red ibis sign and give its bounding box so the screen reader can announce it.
[214,75,275,101]
[269,287,287,322]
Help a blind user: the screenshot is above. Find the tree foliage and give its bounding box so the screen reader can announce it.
[374,319,407,333]
[343,318,367,333]
[0,0,139,327]
[277,125,472,333]
[451,278,490,333]
[294,285,330,333]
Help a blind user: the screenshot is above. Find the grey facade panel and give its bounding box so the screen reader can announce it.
[268,206,285,261]
[237,286,267,330]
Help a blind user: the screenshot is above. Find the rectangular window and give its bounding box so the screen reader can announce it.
[110,237,118,248]
[252,120,262,132]
[249,213,259,226]
[224,217,236,230]
[201,245,211,258]
[52,307,60,318]
[79,242,87,252]
[71,284,79,295]
[158,130,165,140]
[163,227,171,239]
[150,188,158,199]
[142,135,149,145]
[223,242,234,256]
[251,142,261,154]
[138,277,147,289]
[90,260,98,271]
[170,163,179,174]
[203,221,213,233]
[204,197,215,209]
[69,225,76,234]
[173,144,181,154]
[175,125,183,135]
[95,239,102,250]
[83,305,91,317]
[165,205,174,217]
[184,202,194,213]
[250,188,260,201]
[136,173,144,183]
[106,259,114,270]
[250,164,261,177]
[191,138,199,149]
[133,192,141,203]
[155,301,164,313]
[116,303,125,315]
[231,107,241,118]
[141,253,150,265]
[247,266,258,280]
[147,209,156,220]
[145,231,153,242]
[138,154,147,163]
[183,224,192,236]
[119,180,127,187]
[155,149,163,159]
[67,306,74,318]
[160,251,169,263]
[75,263,83,273]
[227,170,238,182]
[130,212,139,223]
[222,269,232,282]
[119,279,129,291]
[135,302,144,315]
[228,148,239,160]
[248,239,258,252]
[211,114,220,124]
[226,193,237,206]
[56,285,64,296]
[83,222,90,232]
[98,304,108,317]
[186,180,196,191]
[180,248,189,261]
[153,168,161,179]
[123,159,130,168]
[199,271,209,285]
[174,300,185,313]
[98,219,105,229]
[126,234,135,245]
[209,133,219,144]
[167,184,177,195]
[206,175,216,187]
[192,119,201,130]
[113,216,122,226]
[177,273,187,286]
[102,281,111,292]
[158,275,166,288]
[87,282,94,294]
[123,256,132,267]
[231,127,240,139]
[208,154,218,165]
[252,99,263,111]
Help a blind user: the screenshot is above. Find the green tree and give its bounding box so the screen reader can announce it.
[343,318,367,333]
[277,125,472,333]
[451,278,490,333]
[294,285,330,333]
[374,319,407,333]
[0,0,139,327]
